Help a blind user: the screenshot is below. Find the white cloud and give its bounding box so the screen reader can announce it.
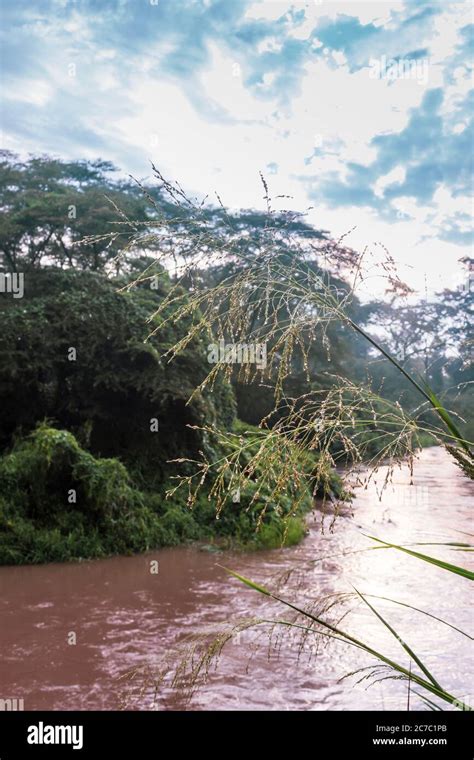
[6,79,53,107]
[244,0,403,27]
[374,166,406,198]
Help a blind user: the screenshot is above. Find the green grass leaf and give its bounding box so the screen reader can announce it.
[364,536,474,581]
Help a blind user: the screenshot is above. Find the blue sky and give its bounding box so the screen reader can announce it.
[1,0,473,294]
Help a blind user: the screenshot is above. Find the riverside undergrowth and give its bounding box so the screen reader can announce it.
[0,421,343,565]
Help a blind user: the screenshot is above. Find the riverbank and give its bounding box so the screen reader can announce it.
[0,420,345,565]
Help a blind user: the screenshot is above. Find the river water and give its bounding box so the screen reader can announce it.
[0,447,472,711]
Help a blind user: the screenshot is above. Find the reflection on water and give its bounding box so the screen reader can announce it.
[0,447,472,710]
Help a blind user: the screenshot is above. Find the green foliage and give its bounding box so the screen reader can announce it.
[0,424,135,521]
[0,422,319,565]
[0,268,235,479]
[0,151,175,273]
[0,264,331,564]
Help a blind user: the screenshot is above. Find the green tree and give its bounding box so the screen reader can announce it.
[0,151,173,273]
[0,267,235,483]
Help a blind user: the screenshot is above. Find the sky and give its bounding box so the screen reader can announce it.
[1,0,473,296]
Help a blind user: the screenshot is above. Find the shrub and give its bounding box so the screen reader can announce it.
[0,424,137,522]
[0,422,323,564]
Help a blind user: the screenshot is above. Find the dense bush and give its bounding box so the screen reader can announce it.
[0,267,235,481]
[0,423,328,564]
[0,425,136,522]
[0,269,341,564]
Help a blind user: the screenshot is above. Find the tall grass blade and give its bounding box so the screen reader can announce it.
[353,587,441,690]
[223,568,471,710]
[365,594,473,640]
[365,536,474,581]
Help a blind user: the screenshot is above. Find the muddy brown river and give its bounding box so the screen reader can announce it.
[1,447,472,711]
